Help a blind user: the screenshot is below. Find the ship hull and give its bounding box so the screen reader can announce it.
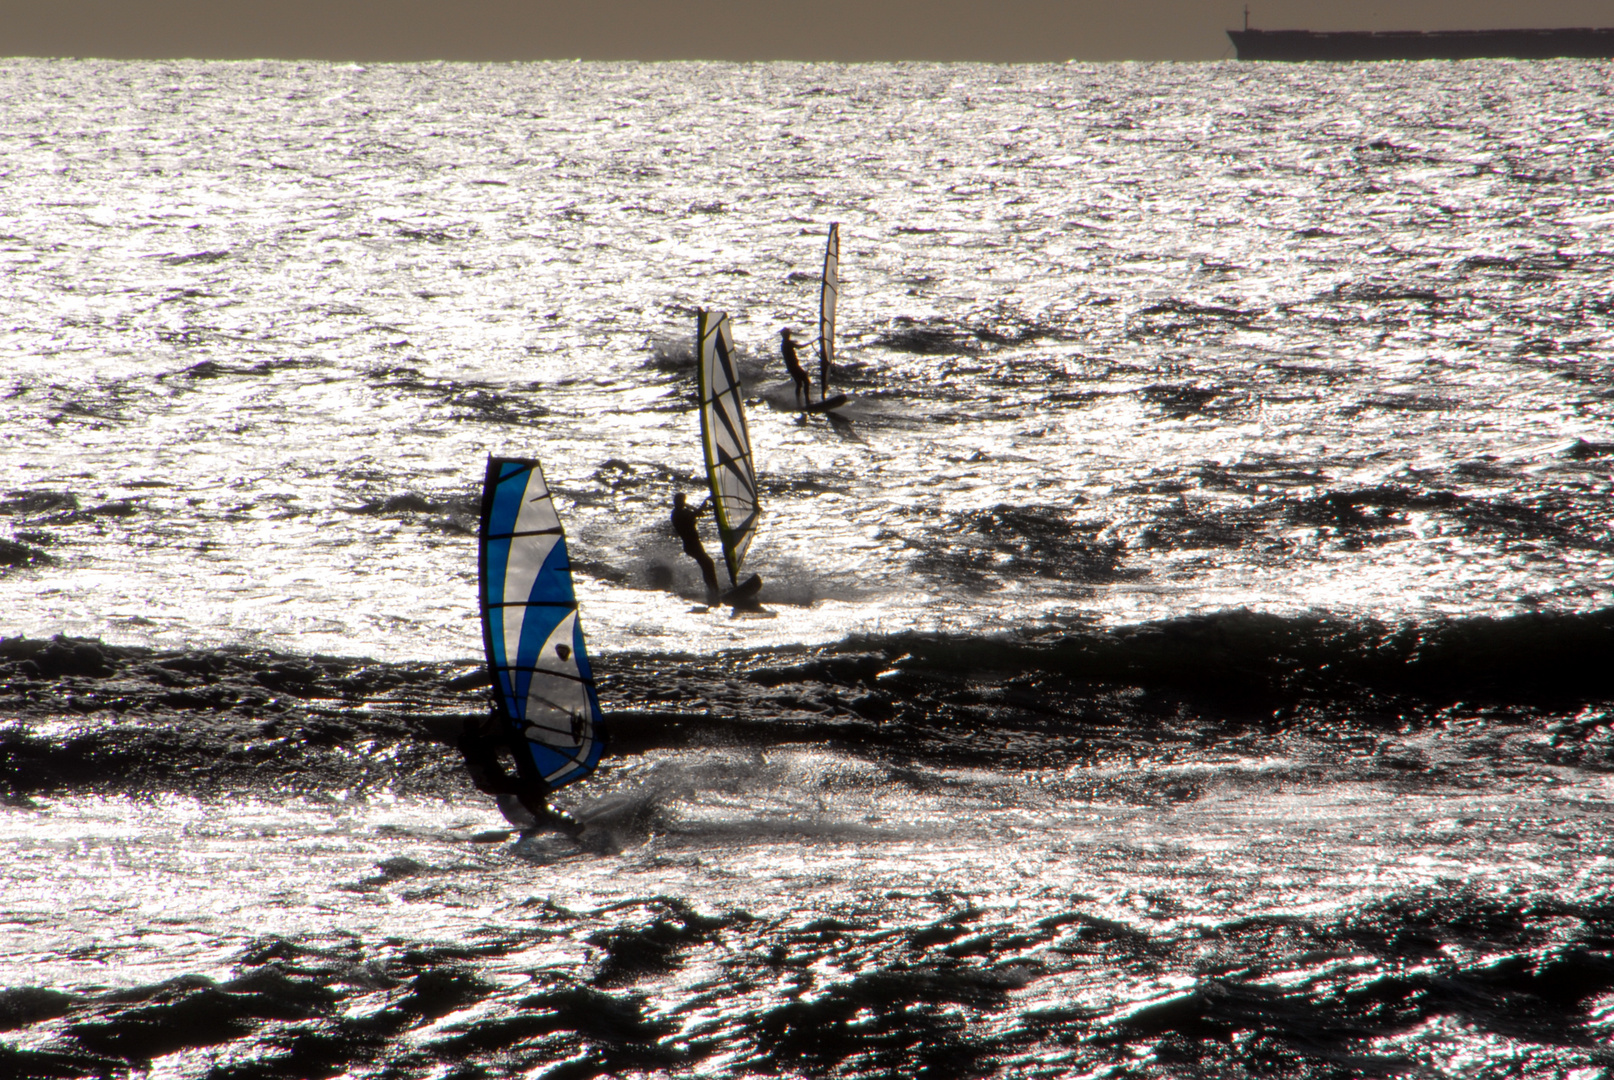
[1229,27,1614,61]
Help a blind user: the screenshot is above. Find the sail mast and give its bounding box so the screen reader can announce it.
[818,222,840,399]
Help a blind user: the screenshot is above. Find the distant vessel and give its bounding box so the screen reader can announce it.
[1228,10,1614,62]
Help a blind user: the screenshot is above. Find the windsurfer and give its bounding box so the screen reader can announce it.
[780,328,812,411]
[456,712,582,836]
[671,491,721,603]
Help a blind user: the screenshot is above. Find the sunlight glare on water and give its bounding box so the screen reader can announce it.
[2,59,1612,660]
[3,750,1612,1076]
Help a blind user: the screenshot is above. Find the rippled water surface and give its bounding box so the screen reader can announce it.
[4,58,1614,1079]
[6,744,1614,1078]
[3,58,1612,659]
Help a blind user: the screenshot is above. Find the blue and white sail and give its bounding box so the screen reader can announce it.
[478,456,604,789]
[696,310,760,587]
[818,222,839,398]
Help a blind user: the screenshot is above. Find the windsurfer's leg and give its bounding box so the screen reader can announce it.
[459,722,525,800]
[461,719,576,836]
[509,789,583,838]
[495,792,540,830]
[694,551,720,600]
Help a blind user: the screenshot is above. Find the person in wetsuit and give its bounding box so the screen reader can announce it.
[456,711,581,836]
[671,491,720,603]
[780,327,812,411]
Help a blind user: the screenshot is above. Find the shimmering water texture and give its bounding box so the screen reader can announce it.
[2,59,1612,658]
[5,781,1614,1080]
[3,629,1614,1078]
[4,56,1614,1080]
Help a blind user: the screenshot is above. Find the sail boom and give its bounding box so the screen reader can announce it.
[498,665,590,682]
[486,600,579,610]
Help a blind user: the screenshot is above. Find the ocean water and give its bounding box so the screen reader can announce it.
[3,57,1614,1078]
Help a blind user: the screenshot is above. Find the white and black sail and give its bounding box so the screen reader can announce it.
[818,222,839,399]
[478,456,604,789]
[696,310,760,586]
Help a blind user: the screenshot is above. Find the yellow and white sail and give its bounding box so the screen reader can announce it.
[695,311,760,586]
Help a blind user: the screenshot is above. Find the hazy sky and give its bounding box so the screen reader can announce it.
[1,1,1610,62]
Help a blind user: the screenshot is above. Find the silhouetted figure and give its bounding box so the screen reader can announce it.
[671,491,720,603]
[780,328,812,411]
[456,712,581,836]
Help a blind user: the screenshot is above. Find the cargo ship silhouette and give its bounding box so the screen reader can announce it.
[1229,9,1614,61]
